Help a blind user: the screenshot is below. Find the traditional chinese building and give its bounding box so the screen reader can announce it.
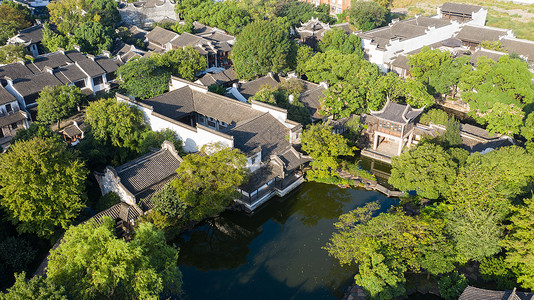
[369,100,424,156]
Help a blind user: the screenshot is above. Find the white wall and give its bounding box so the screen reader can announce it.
[246,150,262,172]
[118,96,234,153]
[250,101,288,124]
[363,21,462,72]
[100,167,137,206]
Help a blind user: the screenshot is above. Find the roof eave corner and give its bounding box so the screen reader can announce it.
[369,97,391,115]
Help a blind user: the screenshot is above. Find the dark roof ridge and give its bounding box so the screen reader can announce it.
[116,148,167,173]
[250,100,288,113]
[231,111,270,130]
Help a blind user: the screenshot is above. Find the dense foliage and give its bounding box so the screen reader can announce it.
[346,0,388,31]
[37,85,84,127]
[0,1,32,45]
[249,79,311,124]
[301,123,354,182]
[231,19,295,80]
[0,45,30,64]
[117,47,206,99]
[46,218,182,299]
[0,138,87,237]
[170,144,248,221]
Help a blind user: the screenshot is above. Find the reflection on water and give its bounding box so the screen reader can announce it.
[175,182,397,300]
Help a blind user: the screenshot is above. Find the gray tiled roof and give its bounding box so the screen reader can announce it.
[170,32,205,48]
[358,16,452,50]
[278,147,311,172]
[30,52,73,72]
[65,50,87,62]
[299,84,326,119]
[0,110,27,128]
[143,87,195,120]
[0,63,34,80]
[370,100,423,124]
[14,24,44,43]
[0,85,17,106]
[146,26,179,47]
[144,85,262,124]
[238,74,280,99]
[76,58,106,77]
[199,31,235,43]
[57,64,86,83]
[456,25,508,44]
[115,147,181,197]
[459,286,534,300]
[501,38,534,63]
[62,123,83,137]
[13,72,63,97]
[194,91,262,124]
[227,112,291,159]
[440,2,482,15]
[197,68,237,86]
[193,21,214,34]
[95,56,120,74]
[470,49,505,64]
[92,202,142,225]
[239,164,280,192]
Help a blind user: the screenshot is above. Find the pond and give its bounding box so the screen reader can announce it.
[174,182,398,300]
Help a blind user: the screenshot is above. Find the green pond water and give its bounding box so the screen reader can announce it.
[175,180,398,299]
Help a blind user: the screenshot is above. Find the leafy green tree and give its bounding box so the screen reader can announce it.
[95,191,120,212]
[479,40,505,52]
[37,85,84,128]
[374,0,393,9]
[85,98,146,149]
[319,81,365,119]
[443,117,462,147]
[42,23,78,52]
[0,1,32,44]
[275,1,315,27]
[460,55,534,121]
[47,218,182,299]
[419,108,449,125]
[326,208,454,298]
[171,144,248,221]
[503,196,534,290]
[1,272,67,300]
[88,0,121,28]
[389,143,458,199]
[231,19,294,80]
[73,21,113,54]
[295,44,313,76]
[117,58,171,99]
[13,122,61,143]
[483,102,525,136]
[407,46,465,95]
[153,47,207,81]
[318,27,362,56]
[48,0,91,34]
[137,129,184,156]
[479,257,517,290]
[446,206,503,262]
[522,112,534,142]
[438,272,469,300]
[175,0,251,35]
[0,44,30,64]
[0,138,87,237]
[151,184,188,219]
[208,84,227,95]
[347,0,388,31]
[301,123,354,180]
